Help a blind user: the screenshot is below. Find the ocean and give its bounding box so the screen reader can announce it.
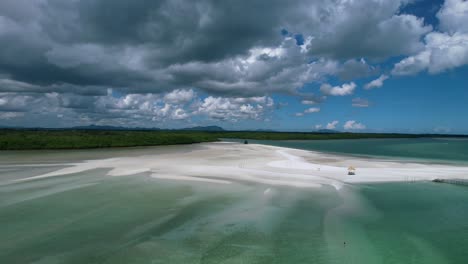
[234,137,468,164]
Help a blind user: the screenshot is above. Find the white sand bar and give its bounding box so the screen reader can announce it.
[10,143,468,189]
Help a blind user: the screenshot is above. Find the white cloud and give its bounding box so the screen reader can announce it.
[196,96,274,121]
[392,33,468,75]
[364,75,388,90]
[344,120,366,130]
[0,89,276,126]
[326,120,339,130]
[304,107,320,113]
[437,0,468,34]
[165,38,340,97]
[171,108,189,120]
[320,82,356,96]
[123,94,158,109]
[425,33,468,73]
[352,98,370,108]
[392,50,431,76]
[296,107,320,116]
[60,92,194,123]
[163,89,195,104]
[303,2,432,60]
[315,124,323,130]
[301,100,317,105]
[393,1,468,76]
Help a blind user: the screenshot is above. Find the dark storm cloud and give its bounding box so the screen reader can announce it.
[34,0,294,67]
[73,0,289,63]
[0,0,428,94]
[0,0,444,126]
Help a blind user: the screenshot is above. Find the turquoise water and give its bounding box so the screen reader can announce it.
[0,169,342,263]
[233,138,468,164]
[2,144,468,263]
[2,169,468,263]
[358,182,468,263]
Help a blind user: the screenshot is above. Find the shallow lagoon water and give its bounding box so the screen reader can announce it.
[232,138,468,165]
[0,168,341,263]
[1,144,468,263]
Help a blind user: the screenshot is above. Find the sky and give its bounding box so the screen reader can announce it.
[0,0,467,133]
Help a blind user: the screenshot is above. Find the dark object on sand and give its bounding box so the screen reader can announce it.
[433,178,468,186]
[244,140,248,144]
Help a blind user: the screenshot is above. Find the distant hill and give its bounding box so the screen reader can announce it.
[182,126,225,131]
[71,125,160,131]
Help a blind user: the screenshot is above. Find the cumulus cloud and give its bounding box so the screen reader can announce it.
[163,89,195,104]
[392,0,468,76]
[437,0,468,34]
[422,33,468,73]
[392,33,468,75]
[296,107,320,116]
[304,107,320,113]
[320,82,356,96]
[172,108,189,120]
[364,75,388,90]
[392,50,431,76]
[326,121,339,130]
[195,96,274,122]
[344,120,366,130]
[304,3,432,60]
[0,90,275,127]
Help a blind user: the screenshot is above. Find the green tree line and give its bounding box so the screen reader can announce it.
[0,129,462,150]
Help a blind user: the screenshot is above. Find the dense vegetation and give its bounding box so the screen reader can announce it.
[0,130,217,150]
[0,129,465,150]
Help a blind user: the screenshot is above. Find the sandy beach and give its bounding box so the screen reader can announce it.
[11,142,468,189]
